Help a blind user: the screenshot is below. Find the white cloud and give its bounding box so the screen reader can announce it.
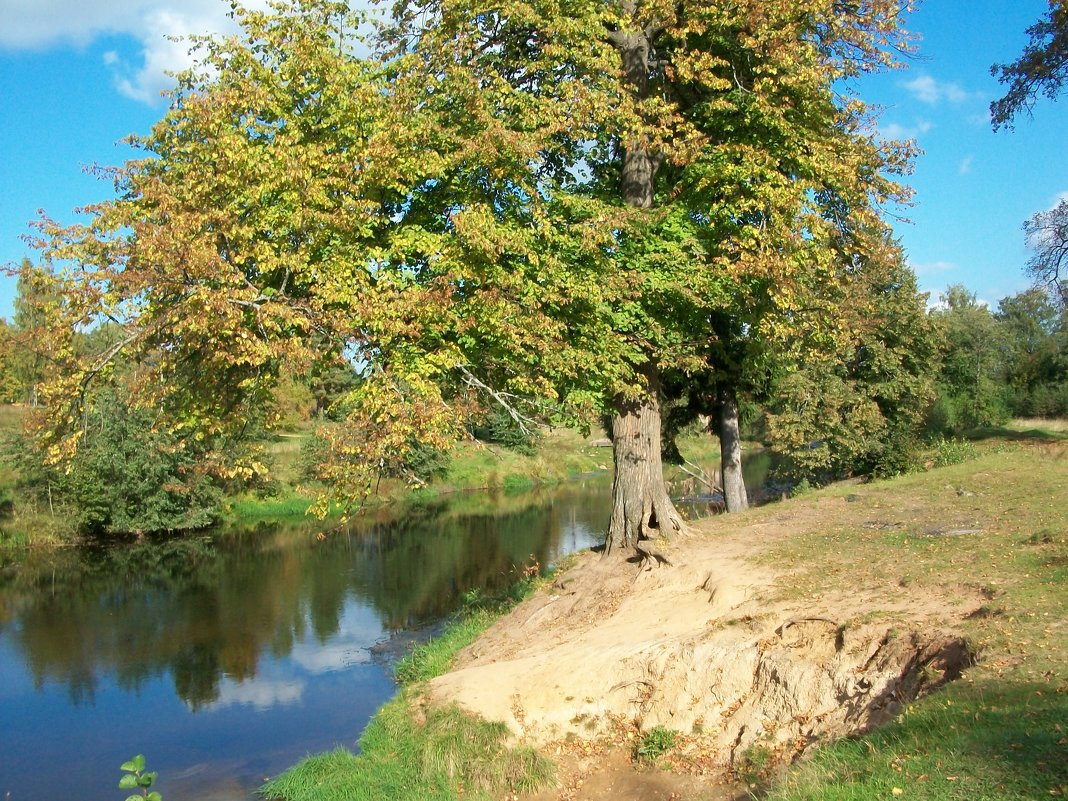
[290,639,372,674]
[2,0,281,105]
[901,74,978,106]
[880,119,933,141]
[958,155,973,175]
[204,676,306,711]
[109,7,226,103]
[0,0,224,50]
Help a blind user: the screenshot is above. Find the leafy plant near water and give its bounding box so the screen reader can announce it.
[10,388,224,535]
[119,755,161,801]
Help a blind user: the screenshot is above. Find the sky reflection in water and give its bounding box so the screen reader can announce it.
[0,480,611,801]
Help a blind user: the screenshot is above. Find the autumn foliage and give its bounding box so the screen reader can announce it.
[23,0,925,535]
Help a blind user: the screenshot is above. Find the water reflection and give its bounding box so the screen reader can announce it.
[672,448,782,517]
[0,479,610,801]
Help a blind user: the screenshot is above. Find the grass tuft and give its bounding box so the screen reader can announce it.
[635,726,679,763]
[393,610,494,686]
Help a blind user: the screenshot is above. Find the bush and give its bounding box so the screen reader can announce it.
[1022,382,1068,418]
[11,389,223,535]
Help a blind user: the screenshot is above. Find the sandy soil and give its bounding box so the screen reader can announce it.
[426,492,985,800]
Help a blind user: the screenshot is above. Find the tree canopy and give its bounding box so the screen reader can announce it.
[1024,198,1068,306]
[991,0,1068,129]
[26,0,920,548]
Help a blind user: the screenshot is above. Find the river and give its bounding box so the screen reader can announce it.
[0,454,775,800]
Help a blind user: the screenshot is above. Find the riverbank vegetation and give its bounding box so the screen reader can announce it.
[4,273,1067,546]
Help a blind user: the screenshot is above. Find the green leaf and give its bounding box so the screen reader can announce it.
[121,755,146,773]
[139,771,158,787]
[119,775,139,790]
[147,792,163,801]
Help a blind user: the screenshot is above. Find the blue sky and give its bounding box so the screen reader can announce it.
[1,0,1066,320]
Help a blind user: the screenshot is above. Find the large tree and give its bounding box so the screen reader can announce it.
[29,0,914,557]
[28,0,624,512]
[381,0,915,547]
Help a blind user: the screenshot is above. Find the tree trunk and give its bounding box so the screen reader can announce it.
[602,12,682,558]
[717,384,749,512]
[605,368,685,557]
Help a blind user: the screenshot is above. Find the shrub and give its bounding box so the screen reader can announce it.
[11,389,223,535]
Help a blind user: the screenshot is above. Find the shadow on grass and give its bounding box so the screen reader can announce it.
[968,424,1068,442]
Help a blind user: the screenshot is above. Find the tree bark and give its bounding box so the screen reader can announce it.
[606,367,685,557]
[602,18,683,558]
[717,383,749,512]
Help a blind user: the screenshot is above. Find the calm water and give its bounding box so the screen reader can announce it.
[0,480,612,801]
[0,453,776,801]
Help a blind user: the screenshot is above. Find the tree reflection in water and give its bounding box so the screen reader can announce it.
[0,480,610,709]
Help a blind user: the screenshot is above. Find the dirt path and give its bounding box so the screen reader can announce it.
[426,488,989,800]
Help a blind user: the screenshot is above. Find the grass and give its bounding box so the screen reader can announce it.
[436,428,609,492]
[263,574,555,801]
[395,575,545,686]
[262,702,555,801]
[764,678,1068,800]
[754,436,1068,801]
[1005,417,1068,435]
[393,610,498,686]
[226,494,317,519]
